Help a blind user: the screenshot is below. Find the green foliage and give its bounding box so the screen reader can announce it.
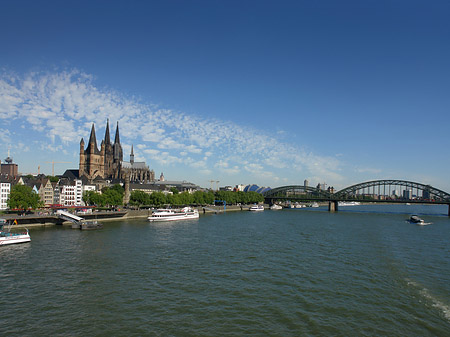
[47,176,59,183]
[8,184,42,209]
[148,192,167,207]
[170,187,179,194]
[214,190,264,205]
[130,190,151,207]
[82,184,125,207]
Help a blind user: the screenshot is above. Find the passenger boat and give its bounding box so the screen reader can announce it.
[409,215,425,225]
[270,204,283,210]
[0,219,31,245]
[249,205,264,211]
[148,207,199,222]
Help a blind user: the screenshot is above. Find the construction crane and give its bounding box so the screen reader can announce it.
[45,161,71,176]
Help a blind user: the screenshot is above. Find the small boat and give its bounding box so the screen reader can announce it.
[270,204,283,210]
[338,201,361,206]
[249,205,264,211]
[0,219,31,246]
[310,202,319,208]
[148,207,199,222]
[409,215,425,225]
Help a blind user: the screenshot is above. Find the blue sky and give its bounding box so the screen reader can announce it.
[1,0,450,191]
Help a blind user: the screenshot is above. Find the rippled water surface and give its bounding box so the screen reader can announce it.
[1,205,450,336]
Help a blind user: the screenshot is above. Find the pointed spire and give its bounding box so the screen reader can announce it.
[104,118,111,145]
[87,123,98,151]
[130,144,134,164]
[114,121,120,145]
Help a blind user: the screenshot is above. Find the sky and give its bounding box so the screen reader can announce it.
[1,0,449,191]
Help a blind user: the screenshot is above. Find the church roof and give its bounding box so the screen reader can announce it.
[121,161,148,169]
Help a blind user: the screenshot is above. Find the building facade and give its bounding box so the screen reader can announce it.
[0,181,10,210]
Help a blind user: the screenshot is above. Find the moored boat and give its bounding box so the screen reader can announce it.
[0,219,31,245]
[148,207,199,222]
[338,201,361,206]
[249,205,264,211]
[270,204,283,210]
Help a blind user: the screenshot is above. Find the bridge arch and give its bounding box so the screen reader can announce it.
[262,185,331,201]
[334,180,450,202]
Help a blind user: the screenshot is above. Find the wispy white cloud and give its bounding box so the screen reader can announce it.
[0,69,344,186]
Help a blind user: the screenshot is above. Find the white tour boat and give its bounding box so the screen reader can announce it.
[0,219,31,245]
[249,205,265,211]
[148,207,199,222]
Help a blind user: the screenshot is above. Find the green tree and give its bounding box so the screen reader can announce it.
[47,176,59,183]
[7,184,42,209]
[192,191,205,205]
[130,190,150,208]
[149,192,167,207]
[170,187,179,194]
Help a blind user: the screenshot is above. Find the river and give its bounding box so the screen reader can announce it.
[1,204,449,336]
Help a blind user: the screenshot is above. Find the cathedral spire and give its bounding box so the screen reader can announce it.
[104,118,111,145]
[87,123,98,152]
[130,145,134,164]
[113,121,123,162]
[114,121,120,145]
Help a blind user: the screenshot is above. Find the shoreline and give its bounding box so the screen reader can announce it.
[1,204,260,228]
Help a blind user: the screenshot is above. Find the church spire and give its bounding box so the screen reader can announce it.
[114,121,120,145]
[87,123,98,152]
[113,121,123,162]
[104,118,111,145]
[130,145,134,164]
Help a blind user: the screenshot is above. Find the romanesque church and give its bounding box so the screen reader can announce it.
[79,120,154,183]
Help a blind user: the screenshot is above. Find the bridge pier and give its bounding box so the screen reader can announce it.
[328,201,338,212]
[448,204,450,217]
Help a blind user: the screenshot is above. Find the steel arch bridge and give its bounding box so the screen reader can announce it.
[333,180,450,202]
[262,180,450,214]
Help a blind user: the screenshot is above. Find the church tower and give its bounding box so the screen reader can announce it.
[83,123,105,179]
[103,119,114,178]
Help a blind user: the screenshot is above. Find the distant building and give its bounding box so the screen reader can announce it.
[130,180,200,194]
[243,184,271,194]
[403,189,412,199]
[59,179,83,206]
[1,152,18,178]
[304,179,309,188]
[235,184,245,192]
[0,179,11,210]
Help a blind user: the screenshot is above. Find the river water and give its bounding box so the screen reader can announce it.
[1,205,449,336]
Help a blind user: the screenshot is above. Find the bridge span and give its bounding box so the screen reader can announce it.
[262,180,450,215]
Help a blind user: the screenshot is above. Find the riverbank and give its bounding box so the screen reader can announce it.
[1,204,265,228]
